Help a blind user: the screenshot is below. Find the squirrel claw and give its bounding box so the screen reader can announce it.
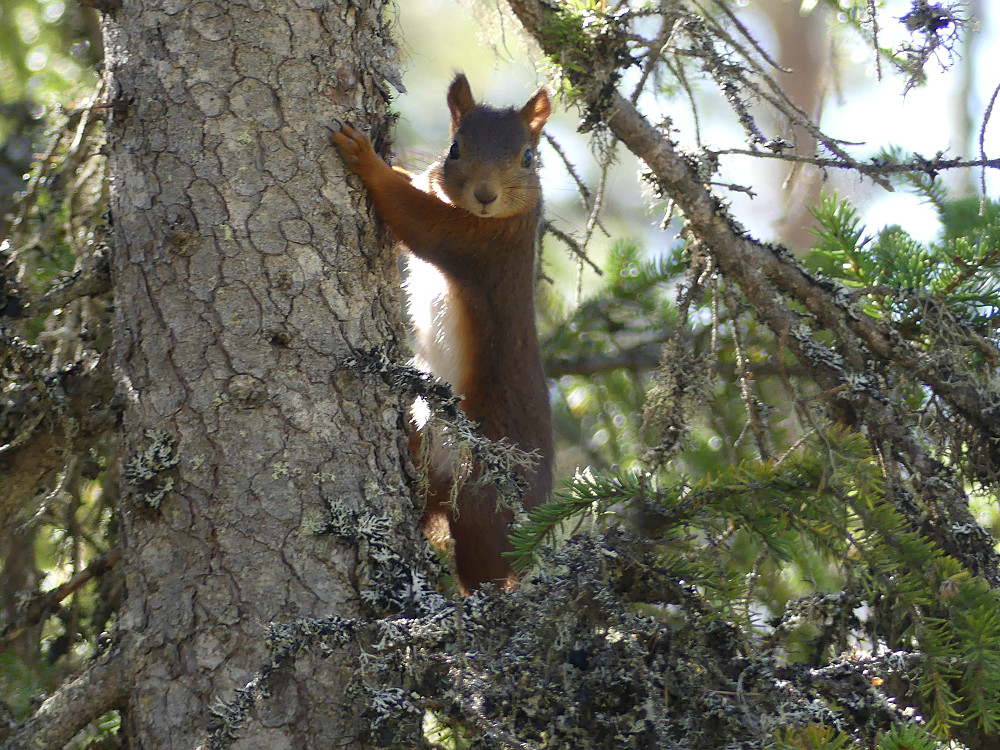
[331,122,376,173]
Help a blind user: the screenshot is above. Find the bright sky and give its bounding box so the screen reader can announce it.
[826,0,1000,241]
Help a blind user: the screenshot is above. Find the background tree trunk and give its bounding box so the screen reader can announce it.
[102,1,411,746]
[756,0,829,252]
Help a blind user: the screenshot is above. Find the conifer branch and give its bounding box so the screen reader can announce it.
[505,0,1000,587]
[0,653,125,750]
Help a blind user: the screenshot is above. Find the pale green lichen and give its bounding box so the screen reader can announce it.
[123,429,180,509]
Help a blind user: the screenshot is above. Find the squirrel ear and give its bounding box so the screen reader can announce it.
[520,88,552,141]
[448,74,476,131]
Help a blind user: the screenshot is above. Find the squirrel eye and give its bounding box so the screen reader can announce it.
[521,149,534,168]
[448,142,460,160]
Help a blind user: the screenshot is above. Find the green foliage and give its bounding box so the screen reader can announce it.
[802,171,1000,489]
[509,469,646,570]
[773,723,854,750]
[0,0,98,117]
[851,493,1000,736]
[876,722,943,750]
[514,428,868,595]
[66,710,121,749]
[0,0,101,226]
[535,0,625,83]
[545,241,681,361]
[514,419,1000,742]
[950,578,1000,732]
[807,190,1000,337]
[0,650,59,715]
[545,241,685,472]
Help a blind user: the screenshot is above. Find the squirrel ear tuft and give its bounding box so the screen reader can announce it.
[519,88,552,141]
[448,74,476,131]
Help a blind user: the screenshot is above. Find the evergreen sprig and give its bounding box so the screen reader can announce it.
[876,723,941,750]
[773,723,852,750]
[508,469,649,571]
[544,240,683,359]
[807,191,1000,336]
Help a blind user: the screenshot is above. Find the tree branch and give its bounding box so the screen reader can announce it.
[23,248,112,318]
[0,347,116,539]
[1,548,122,650]
[506,0,1000,585]
[0,653,125,750]
[710,147,1000,175]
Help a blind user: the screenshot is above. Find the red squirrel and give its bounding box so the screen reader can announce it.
[332,74,553,593]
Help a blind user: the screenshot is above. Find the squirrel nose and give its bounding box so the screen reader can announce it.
[474,188,498,206]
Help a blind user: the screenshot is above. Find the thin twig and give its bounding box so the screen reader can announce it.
[544,131,592,206]
[1,547,123,649]
[544,221,603,276]
[723,284,773,460]
[709,0,791,73]
[543,131,612,239]
[710,147,1000,175]
[685,6,888,186]
[867,0,882,81]
[25,252,112,317]
[979,79,1000,212]
[664,53,703,147]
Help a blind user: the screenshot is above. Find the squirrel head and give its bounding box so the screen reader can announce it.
[433,73,551,219]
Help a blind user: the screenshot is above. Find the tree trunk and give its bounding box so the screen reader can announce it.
[757,0,829,253]
[102,1,411,746]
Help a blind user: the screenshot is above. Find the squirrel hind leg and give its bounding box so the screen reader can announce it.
[451,534,518,594]
[419,473,515,594]
[409,408,519,594]
[448,499,518,594]
[419,480,453,548]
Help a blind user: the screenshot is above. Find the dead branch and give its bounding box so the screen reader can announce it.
[1,547,122,650]
[0,652,125,750]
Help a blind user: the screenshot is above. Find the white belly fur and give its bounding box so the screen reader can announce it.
[404,165,470,445]
[405,253,467,432]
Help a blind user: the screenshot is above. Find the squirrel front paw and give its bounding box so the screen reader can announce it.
[331,123,378,174]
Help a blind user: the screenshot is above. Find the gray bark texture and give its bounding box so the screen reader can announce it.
[102,1,412,747]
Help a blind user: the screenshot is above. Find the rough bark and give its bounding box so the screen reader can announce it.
[101,1,414,747]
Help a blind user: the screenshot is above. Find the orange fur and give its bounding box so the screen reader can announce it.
[333,75,553,593]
